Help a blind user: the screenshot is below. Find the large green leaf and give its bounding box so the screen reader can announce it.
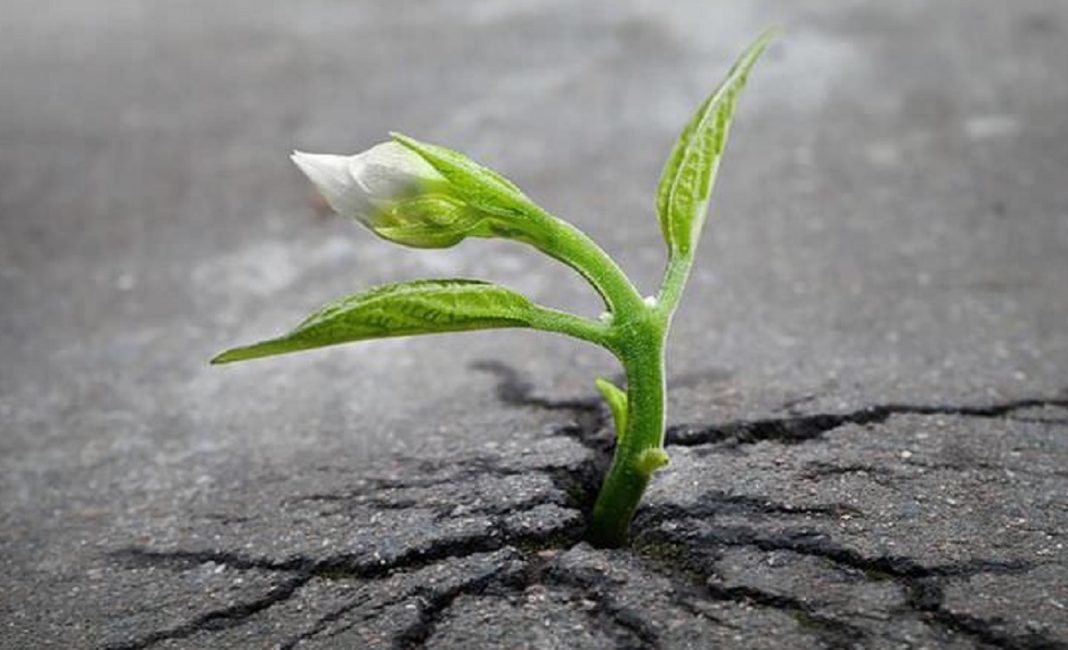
[656,30,775,257]
[211,279,536,364]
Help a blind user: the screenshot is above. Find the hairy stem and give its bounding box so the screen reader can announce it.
[656,250,695,317]
[588,247,696,547]
[527,207,646,316]
[526,305,612,347]
[588,315,668,547]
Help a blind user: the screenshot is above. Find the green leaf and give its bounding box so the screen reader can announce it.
[595,377,628,439]
[636,448,670,476]
[656,29,775,257]
[391,132,534,218]
[212,279,537,364]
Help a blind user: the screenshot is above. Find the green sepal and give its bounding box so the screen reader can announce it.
[390,132,534,218]
[212,279,536,364]
[595,377,628,440]
[656,29,775,257]
[373,196,488,249]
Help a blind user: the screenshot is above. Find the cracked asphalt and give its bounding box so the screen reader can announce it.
[2,1,1067,648]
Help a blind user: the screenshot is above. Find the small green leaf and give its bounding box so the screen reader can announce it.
[595,377,628,439]
[656,29,775,257]
[212,279,536,364]
[636,448,670,476]
[391,132,534,218]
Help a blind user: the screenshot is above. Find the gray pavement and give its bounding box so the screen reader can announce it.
[2,1,1067,648]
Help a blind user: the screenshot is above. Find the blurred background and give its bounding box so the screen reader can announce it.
[1,0,1066,560]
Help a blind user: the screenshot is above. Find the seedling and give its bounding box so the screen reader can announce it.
[213,32,774,547]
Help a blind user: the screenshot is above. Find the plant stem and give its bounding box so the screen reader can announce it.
[526,305,612,347]
[588,315,667,547]
[527,207,646,316]
[587,249,697,547]
[656,250,695,317]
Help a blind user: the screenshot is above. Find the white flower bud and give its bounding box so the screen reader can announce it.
[291,143,479,248]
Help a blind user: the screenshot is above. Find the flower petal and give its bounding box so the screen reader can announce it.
[350,142,445,199]
[291,150,375,223]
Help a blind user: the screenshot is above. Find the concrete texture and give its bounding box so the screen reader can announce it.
[2,1,1067,648]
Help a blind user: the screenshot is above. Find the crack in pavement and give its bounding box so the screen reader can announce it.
[104,573,313,650]
[640,534,1057,649]
[633,500,1056,650]
[474,358,1067,454]
[543,563,664,649]
[108,488,587,649]
[470,360,607,419]
[637,513,1036,582]
[639,489,864,520]
[275,591,379,650]
[114,505,585,584]
[393,558,524,649]
[666,397,1068,448]
[906,579,1068,650]
[701,582,869,650]
[102,363,1067,649]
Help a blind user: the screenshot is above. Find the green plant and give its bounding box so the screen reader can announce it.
[213,31,775,547]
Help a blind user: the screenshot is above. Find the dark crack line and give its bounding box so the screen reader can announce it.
[639,490,863,521]
[472,359,614,526]
[105,538,502,650]
[478,361,1068,648]
[103,573,312,650]
[116,488,582,582]
[639,532,1059,649]
[277,590,410,650]
[112,547,313,574]
[634,521,1058,650]
[302,531,506,582]
[704,583,870,649]
[392,544,579,649]
[294,490,566,522]
[926,609,1068,650]
[109,367,1067,649]
[284,453,583,522]
[545,571,662,649]
[907,580,1068,650]
[641,520,1034,581]
[801,458,1068,483]
[278,548,534,649]
[277,592,371,650]
[197,512,252,525]
[105,544,493,650]
[393,566,514,648]
[474,359,1067,460]
[284,456,535,506]
[671,596,738,630]
[109,512,586,650]
[471,359,612,454]
[666,397,1068,448]
[280,548,538,649]
[630,536,872,649]
[471,360,605,416]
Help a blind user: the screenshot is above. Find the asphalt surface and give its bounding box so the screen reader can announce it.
[2,1,1066,648]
